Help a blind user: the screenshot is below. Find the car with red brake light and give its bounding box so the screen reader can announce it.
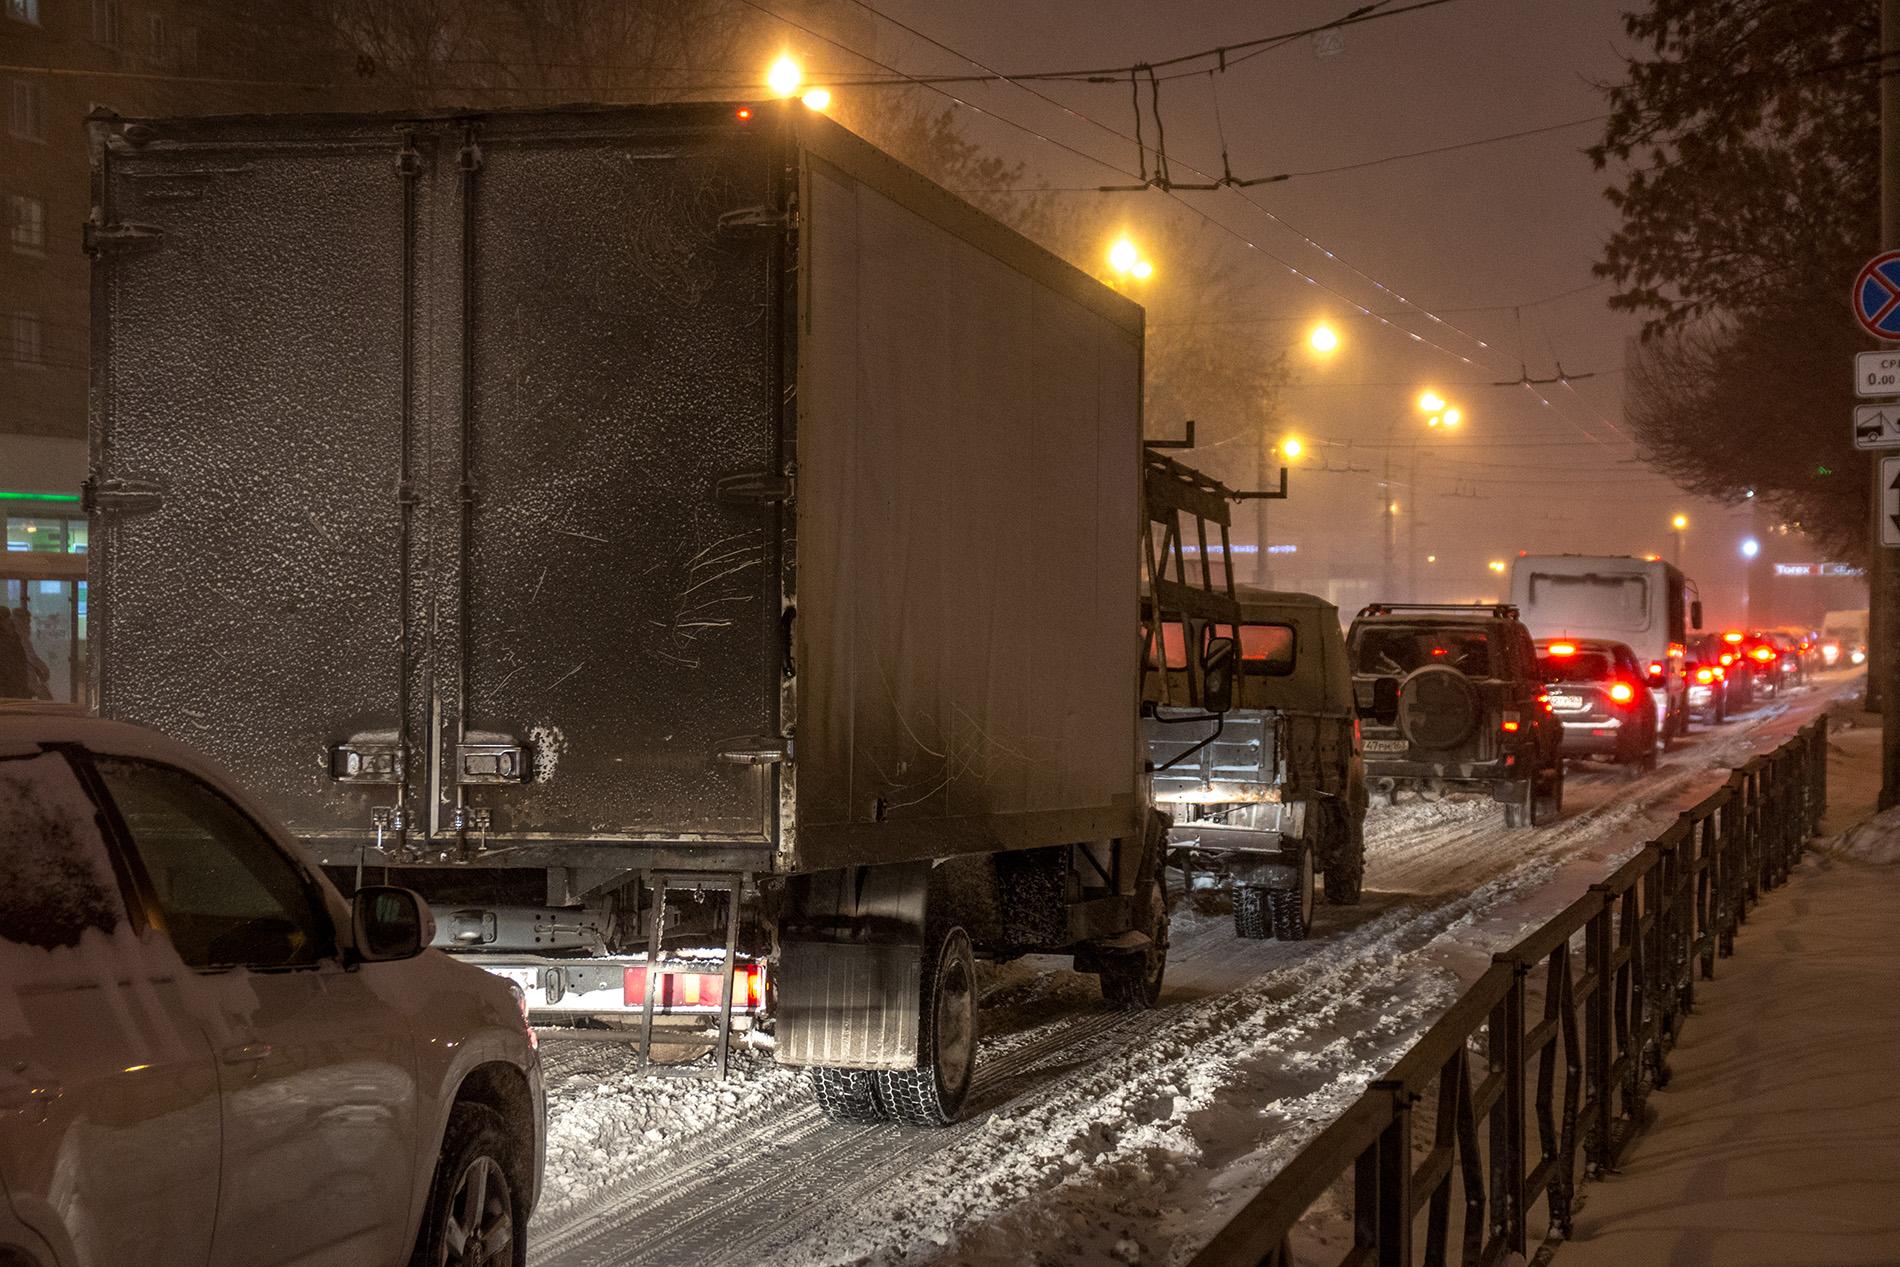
[1685,633,1732,723]
[1534,638,1659,774]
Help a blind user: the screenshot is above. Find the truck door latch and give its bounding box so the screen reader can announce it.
[457,732,527,784]
[332,732,403,784]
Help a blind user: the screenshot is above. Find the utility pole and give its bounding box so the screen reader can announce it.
[1881,0,1900,805]
[1381,448,1395,599]
[1256,435,1272,589]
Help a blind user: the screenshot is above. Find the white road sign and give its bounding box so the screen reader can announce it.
[1857,351,1900,398]
[1854,403,1900,449]
[1885,457,1900,548]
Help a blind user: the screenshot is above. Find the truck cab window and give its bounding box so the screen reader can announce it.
[1237,624,1296,676]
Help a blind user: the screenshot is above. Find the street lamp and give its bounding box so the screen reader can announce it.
[767,55,802,97]
[1308,323,1340,355]
[1670,512,1688,567]
[801,87,832,111]
[1383,391,1462,600]
[1279,436,1304,460]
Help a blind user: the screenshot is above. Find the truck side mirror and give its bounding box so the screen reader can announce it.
[1363,676,1400,726]
[1202,636,1237,714]
[1691,600,1704,630]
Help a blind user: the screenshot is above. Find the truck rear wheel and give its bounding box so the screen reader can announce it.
[810,1067,887,1123]
[1098,877,1169,1010]
[1233,886,1271,939]
[1264,848,1316,940]
[1322,802,1365,905]
[876,925,978,1127]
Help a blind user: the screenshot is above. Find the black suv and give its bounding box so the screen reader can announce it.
[1348,603,1564,828]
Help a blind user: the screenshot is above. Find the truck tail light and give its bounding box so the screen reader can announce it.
[623,963,766,1012]
[1608,681,1636,704]
[1751,646,1776,663]
[1646,660,1664,681]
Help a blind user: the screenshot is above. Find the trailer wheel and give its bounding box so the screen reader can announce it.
[810,1067,887,1123]
[1099,877,1169,1010]
[876,925,977,1127]
[1264,848,1316,940]
[1232,886,1272,939]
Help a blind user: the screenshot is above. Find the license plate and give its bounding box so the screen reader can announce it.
[1550,694,1585,711]
[483,966,538,993]
[1362,739,1408,754]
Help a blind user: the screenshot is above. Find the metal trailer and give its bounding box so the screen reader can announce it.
[84,101,1162,1120]
[1508,555,1704,741]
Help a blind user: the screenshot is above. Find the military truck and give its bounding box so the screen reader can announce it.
[84,100,1183,1124]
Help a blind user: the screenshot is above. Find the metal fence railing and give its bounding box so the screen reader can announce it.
[1191,716,1830,1267]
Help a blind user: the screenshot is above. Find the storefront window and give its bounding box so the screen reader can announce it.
[4,514,84,553]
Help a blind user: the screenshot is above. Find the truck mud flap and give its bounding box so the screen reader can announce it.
[776,860,929,1069]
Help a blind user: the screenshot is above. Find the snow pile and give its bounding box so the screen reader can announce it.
[537,1043,806,1215]
[1816,804,1900,864]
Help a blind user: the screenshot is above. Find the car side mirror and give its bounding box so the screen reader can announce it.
[1691,600,1704,631]
[1202,636,1237,714]
[351,886,435,962]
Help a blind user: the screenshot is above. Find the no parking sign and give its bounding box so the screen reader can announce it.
[1853,250,1900,339]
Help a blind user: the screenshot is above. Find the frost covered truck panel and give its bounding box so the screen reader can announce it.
[85,102,1143,875]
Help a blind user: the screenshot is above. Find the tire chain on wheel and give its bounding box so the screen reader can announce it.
[1232,885,1271,939]
[809,1067,886,1123]
[1265,888,1309,941]
[874,924,975,1127]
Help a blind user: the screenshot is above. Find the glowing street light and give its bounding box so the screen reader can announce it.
[1671,513,1689,530]
[767,55,802,97]
[1108,237,1140,273]
[1487,560,1507,574]
[1441,408,1462,427]
[1418,390,1447,414]
[1130,259,1153,280]
[1308,323,1340,354]
[800,87,832,111]
[1279,437,1304,459]
[1741,537,1761,559]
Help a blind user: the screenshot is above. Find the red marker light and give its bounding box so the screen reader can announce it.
[735,107,753,121]
[1502,719,1520,732]
[1723,631,1744,644]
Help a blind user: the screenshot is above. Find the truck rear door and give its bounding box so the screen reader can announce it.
[89,109,786,853]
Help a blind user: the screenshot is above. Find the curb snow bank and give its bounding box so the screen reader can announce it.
[1816,804,1900,864]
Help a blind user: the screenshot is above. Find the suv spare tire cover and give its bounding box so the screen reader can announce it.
[1398,664,1481,751]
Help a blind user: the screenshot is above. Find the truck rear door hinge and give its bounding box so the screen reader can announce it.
[714,471,792,504]
[717,737,790,765]
[717,205,786,234]
[83,221,164,255]
[83,477,165,516]
[332,733,403,784]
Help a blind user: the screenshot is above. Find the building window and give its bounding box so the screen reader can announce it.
[7,311,42,366]
[8,195,45,253]
[91,0,120,44]
[7,80,45,142]
[6,0,40,26]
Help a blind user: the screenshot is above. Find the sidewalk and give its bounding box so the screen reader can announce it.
[1557,718,1900,1267]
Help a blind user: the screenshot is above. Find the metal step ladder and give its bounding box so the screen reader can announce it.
[637,870,746,1081]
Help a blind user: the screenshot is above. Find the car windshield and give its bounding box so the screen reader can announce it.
[1540,650,1614,681]
[1353,625,1492,676]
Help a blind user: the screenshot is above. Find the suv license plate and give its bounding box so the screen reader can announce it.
[1362,739,1408,754]
[1550,694,1585,711]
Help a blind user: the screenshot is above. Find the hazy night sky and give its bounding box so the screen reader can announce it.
[805,0,1775,618]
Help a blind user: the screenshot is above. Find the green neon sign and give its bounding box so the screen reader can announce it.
[0,491,82,503]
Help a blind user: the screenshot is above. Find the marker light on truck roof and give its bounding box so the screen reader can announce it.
[1723,631,1744,643]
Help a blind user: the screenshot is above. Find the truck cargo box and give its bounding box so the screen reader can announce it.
[86,102,1143,877]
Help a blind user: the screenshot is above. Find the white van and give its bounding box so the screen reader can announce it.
[1509,555,1702,740]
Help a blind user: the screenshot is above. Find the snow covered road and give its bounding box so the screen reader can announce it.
[526,678,1852,1267]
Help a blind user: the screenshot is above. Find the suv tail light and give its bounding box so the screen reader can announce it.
[1693,667,1714,685]
[1608,681,1636,704]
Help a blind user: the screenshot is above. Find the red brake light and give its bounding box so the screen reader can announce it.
[735,107,753,121]
[1549,642,1576,657]
[1502,719,1520,732]
[1609,681,1636,704]
[1695,668,1714,684]
[1713,666,1725,680]
[1719,652,1735,666]
[1752,646,1775,662]
[1723,631,1744,644]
